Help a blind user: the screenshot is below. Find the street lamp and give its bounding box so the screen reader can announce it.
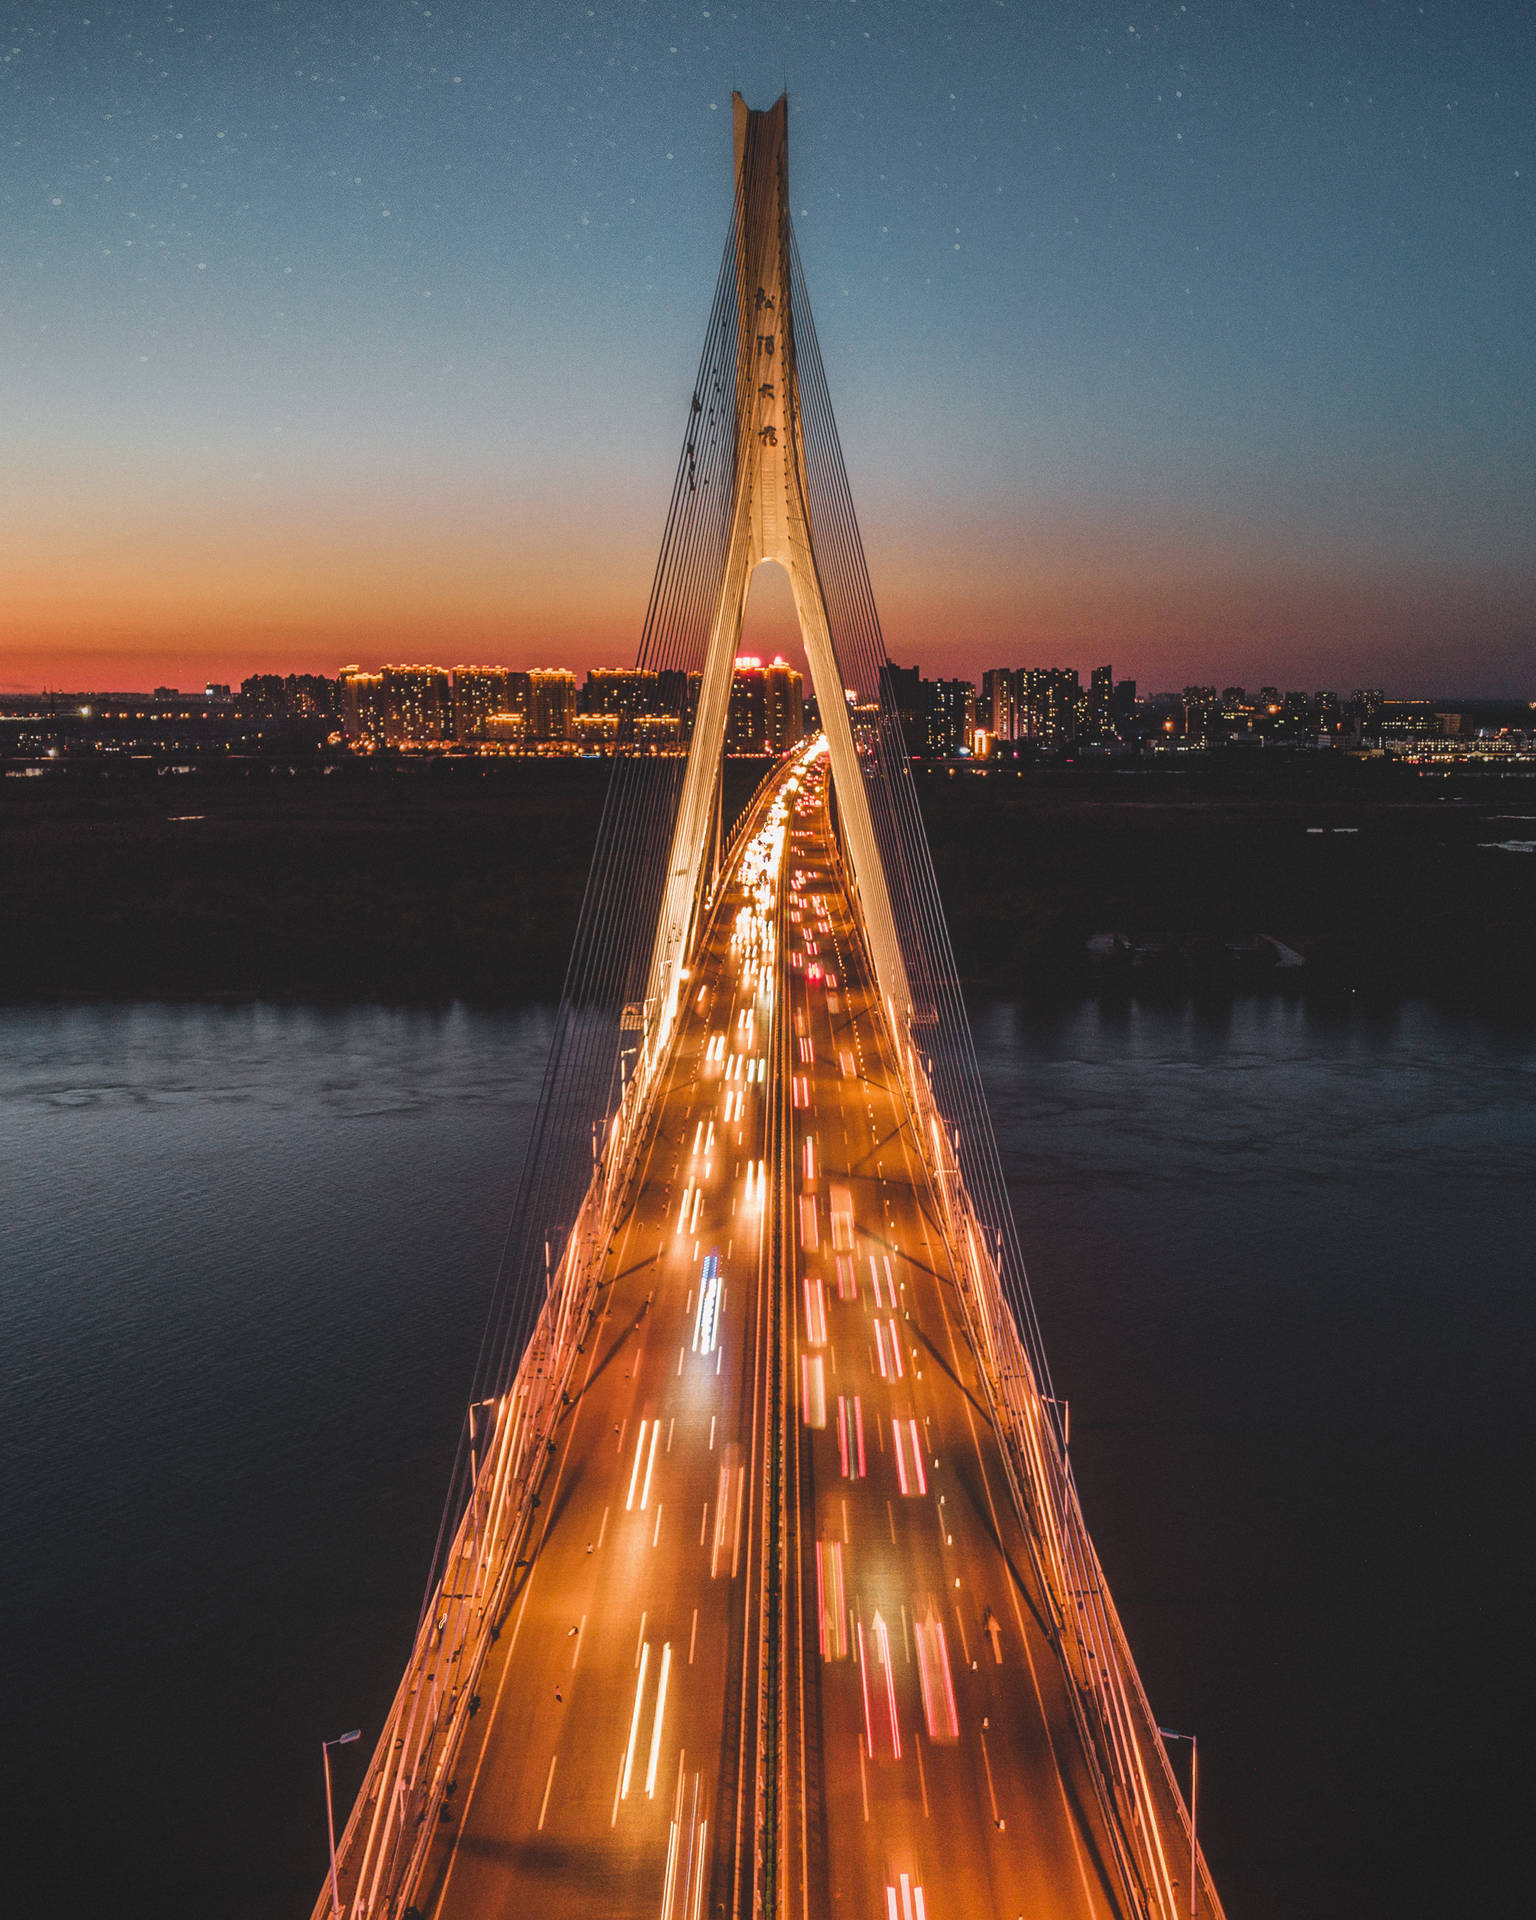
[322,1728,362,1918]
[1158,1727,1198,1918]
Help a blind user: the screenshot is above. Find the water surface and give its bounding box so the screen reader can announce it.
[2,999,1530,1918]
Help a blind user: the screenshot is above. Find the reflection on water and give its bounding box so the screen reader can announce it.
[2,999,1531,1919]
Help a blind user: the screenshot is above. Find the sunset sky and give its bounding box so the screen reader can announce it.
[3,1,1531,695]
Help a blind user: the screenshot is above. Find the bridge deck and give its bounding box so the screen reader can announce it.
[405,750,1144,1920]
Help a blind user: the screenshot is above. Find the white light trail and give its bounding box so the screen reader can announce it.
[640,1419,660,1510]
[645,1643,672,1798]
[622,1643,651,1799]
[626,1421,648,1510]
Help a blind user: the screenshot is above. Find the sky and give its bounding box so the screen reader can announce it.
[2,0,1532,696]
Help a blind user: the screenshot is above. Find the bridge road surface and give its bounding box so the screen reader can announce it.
[410,747,1136,1920]
[414,765,795,1920]
[778,759,1125,1920]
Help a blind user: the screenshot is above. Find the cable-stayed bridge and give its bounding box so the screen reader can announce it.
[316,96,1223,1920]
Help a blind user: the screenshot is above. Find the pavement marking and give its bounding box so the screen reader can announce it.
[536,1752,558,1831]
[977,1722,1004,1831]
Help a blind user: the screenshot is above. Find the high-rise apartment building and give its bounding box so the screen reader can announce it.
[338,666,385,747]
[1017,668,1079,746]
[981,668,1017,742]
[1088,664,1113,735]
[381,665,451,746]
[763,657,804,752]
[452,666,513,743]
[925,678,975,756]
[528,668,578,742]
[727,657,770,753]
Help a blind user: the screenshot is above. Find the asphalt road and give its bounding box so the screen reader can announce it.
[409,749,1148,1920]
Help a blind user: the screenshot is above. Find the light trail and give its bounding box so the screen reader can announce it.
[639,1419,660,1510]
[622,1643,651,1800]
[873,1611,901,1760]
[645,1643,672,1799]
[626,1421,648,1510]
[692,1253,721,1353]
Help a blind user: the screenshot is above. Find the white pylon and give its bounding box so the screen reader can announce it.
[643,94,912,1071]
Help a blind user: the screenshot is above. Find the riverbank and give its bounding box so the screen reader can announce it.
[2,755,1531,1006]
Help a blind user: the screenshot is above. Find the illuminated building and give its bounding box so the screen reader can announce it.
[572,712,620,751]
[1182,686,1219,739]
[981,668,1016,742]
[633,713,681,751]
[925,677,975,756]
[338,666,384,747]
[727,656,770,753]
[382,665,451,746]
[528,669,578,743]
[763,657,804,752]
[483,710,527,746]
[452,666,514,743]
[1017,668,1079,747]
[585,668,661,724]
[1088,664,1114,736]
[656,668,701,737]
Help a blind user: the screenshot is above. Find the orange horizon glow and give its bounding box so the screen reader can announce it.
[4,495,1530,697]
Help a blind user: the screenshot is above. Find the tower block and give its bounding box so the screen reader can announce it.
[644,94,911,1070]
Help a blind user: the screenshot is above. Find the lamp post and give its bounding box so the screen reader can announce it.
[1158,1727,1198,1918]
[322,1728,362,1918]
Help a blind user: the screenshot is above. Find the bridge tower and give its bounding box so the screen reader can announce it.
[644,95,910,1073]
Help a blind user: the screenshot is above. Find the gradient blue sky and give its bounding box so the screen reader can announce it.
[3,0,1532,693]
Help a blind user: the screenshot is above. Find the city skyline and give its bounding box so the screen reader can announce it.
[3,4,1532,697]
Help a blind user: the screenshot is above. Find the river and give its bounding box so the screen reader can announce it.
[2,998,1531,1919]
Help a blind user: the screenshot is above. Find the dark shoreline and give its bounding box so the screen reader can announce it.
[4,755,1532,1011]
